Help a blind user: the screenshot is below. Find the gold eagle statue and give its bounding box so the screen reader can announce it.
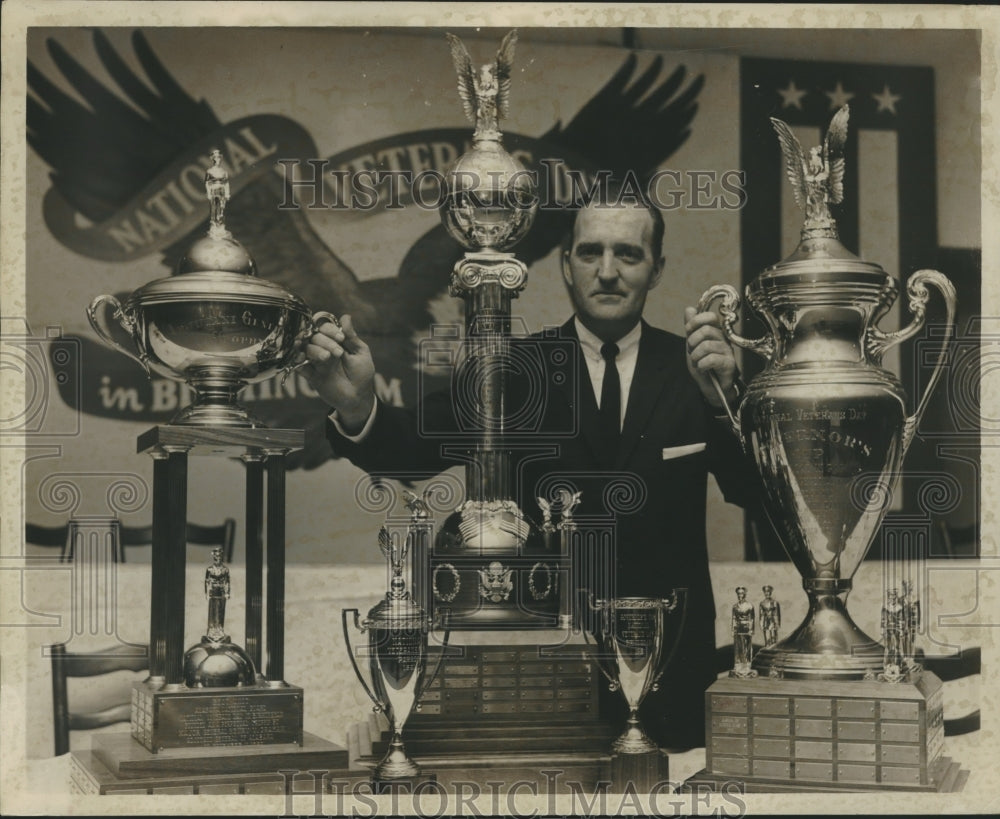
[770,105,850,235]
[446,30,518,141]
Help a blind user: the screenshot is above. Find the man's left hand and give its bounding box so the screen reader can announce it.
[684,307,738,408]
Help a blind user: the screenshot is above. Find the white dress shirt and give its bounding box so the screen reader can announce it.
[574,317,642,431]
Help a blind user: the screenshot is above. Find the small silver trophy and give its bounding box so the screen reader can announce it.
[343,525,449,779]
[585,593,686,754]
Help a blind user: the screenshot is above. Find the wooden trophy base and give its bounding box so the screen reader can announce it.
[685,670,968,792]
[70,731,358,795]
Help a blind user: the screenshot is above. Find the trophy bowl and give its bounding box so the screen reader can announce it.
[586,592,687,754]
[88,272,334,427]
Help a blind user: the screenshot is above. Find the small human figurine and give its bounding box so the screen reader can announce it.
[759,585,781,648]
[731,586,757,678]
[204,148,230,235]
[901,579,921,662]
[881,587,906,680]
[204,546,230,641]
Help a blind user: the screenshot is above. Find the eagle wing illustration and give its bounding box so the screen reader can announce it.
[29,32,704,473]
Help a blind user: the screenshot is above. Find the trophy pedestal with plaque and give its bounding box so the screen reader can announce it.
[74,426,351,788]
[687,672,969,792]
[73,157,355,792]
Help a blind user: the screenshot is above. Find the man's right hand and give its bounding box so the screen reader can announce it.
[302,314,376,434]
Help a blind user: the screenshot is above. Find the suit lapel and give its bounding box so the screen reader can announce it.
[551,319,606,466]
[615,322,672,469]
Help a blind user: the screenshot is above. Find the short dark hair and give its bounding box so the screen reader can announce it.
[561,176,665,263]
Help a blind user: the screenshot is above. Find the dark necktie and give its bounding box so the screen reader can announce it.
[599,342,621,461]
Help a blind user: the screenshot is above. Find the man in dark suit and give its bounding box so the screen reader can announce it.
[304,195,752,749]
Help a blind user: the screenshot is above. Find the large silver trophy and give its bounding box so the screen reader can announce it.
[586,593,686,753]
[87,151,335,427]
[343,517,449,779]
[698,106,956,679]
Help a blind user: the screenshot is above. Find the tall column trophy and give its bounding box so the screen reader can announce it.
[342,33,611,790]
[78,156,348,789]
[426,30,575,628]
[688,107,965,791]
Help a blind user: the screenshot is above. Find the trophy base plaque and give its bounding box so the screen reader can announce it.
[686,671,968,792]
[70,732,358,794]
[131,680,304,752]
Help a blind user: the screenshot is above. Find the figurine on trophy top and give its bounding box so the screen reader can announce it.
[536,496,555,534]
[442,29,537,256]
[759,585,781,648]
[730,586,758,679]
[403,489,431,521]
[770,104,849,247]
[878,587,908,682]
[205,148,231,239]
[901,578,921,666]
[558,489,582,530]
[183,547,256,688]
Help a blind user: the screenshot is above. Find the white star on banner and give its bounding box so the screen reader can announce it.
[825,81,854,110]
[873,84,902,114]
[778,80,807,109]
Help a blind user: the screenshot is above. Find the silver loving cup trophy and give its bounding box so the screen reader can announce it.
[698,106,957,680]
[87,150,336,428]
[343,526,450,779]
[585,592,687,754]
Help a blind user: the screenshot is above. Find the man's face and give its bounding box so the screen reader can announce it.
[562,204,663,336]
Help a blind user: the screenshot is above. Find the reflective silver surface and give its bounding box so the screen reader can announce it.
[587,594,685,754]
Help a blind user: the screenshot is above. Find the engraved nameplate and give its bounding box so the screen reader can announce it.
[148,687,303,751]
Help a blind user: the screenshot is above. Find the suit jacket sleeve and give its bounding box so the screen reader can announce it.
[325,390,461,481]
[704,397,760,510]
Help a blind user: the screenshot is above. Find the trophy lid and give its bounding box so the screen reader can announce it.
[126,270,310,311]
[175,149,257,277]
[366,592,428,625]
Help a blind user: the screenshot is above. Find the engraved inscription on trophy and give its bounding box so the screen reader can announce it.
[158,693,300,747]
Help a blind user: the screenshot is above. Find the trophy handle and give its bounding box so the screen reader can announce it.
[422,621,451,698]
[341,608,383,713]
[86,294,150,376]
[579,594,620,691]
[696,285,771,437]
[281,310,341,384]
[650,588,689,692]
[868,270,957,453]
